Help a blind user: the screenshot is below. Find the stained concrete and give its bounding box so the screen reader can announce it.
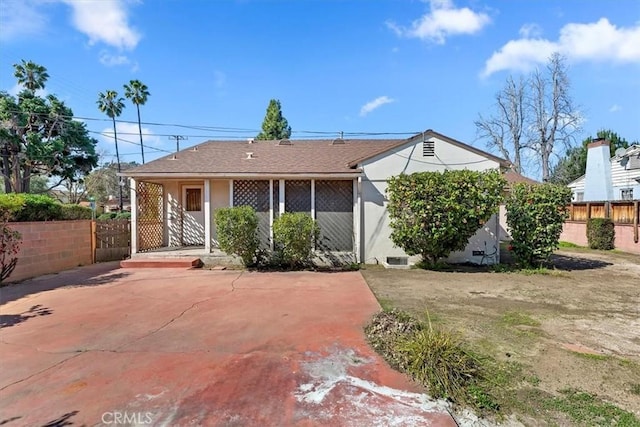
[0,265,455,426]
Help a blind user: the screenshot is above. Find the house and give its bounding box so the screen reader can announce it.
[568,139,640,202]
[122,129,510,265]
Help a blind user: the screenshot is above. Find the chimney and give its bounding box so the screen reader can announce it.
[583,138,613,201]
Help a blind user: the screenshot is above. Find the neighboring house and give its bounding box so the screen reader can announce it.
[568,140,640,202]
[122,129,510,265]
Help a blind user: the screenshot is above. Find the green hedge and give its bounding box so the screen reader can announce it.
[587,218,615,250]
[61,204,92,220]
[214,206,259,266]
[0,194,93,221]
[273,212,320,268]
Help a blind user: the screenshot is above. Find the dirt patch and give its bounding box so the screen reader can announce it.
[362,248,640,425]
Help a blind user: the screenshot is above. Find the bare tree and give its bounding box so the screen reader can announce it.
[475,76,526,173]
[476,53,581,179]
[527,53,581,180]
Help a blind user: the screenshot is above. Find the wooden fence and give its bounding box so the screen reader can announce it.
[92,219,131,262]
[567,201,640,225]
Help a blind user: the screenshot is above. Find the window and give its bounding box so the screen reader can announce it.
[423,140,435,157]
[575,192,584,202]
[185,188,202,211]
[621,188,634,200]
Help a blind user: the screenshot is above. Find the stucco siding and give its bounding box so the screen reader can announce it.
[360,135,502,265]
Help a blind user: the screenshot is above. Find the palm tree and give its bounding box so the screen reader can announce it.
[123,79,150,164]
[97,90,126,211]
[13,60,49,92]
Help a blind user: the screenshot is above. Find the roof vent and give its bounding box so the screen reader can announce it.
[278,139,291,145]
[331,138,345,145]
[191,146,198,151]
[248,138,255,144]
[168,155,178,160]
[246,152,254,159]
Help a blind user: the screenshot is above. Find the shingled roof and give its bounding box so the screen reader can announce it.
[123,130,509,177]
[123,138,404,177]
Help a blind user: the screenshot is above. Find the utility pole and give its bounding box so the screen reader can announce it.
[169,135,187,152]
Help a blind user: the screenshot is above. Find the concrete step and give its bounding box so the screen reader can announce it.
[120,258,203,269]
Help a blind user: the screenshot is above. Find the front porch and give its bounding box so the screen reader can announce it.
[129,177,360,262]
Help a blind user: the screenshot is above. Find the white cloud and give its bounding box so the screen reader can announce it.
[0,0,48,41]
[360,96,395,117]
[387,0,490,44]
[100,122,161,147]
[519,23,542,38]
[62,0,141,50]
[609,104,622,113]
[482,18,640,77]
[99,51,131,67]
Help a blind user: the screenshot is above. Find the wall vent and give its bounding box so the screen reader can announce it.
[383,256,410,269]
[278,139,292,145]
[423,140,435,157]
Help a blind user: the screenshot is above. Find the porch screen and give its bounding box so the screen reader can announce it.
[285,180,311,213]
[315,180,353,252]
[233,180,270,248]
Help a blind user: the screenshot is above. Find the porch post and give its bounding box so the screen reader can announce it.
[229,180,234,206]
[310,179,315,218]
[204,179,211,252]
[130,178,137,255]
[269,179,274,250]
[279,179,285,215]
[354,177,361,263]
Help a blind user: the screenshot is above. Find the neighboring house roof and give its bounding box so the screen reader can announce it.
[503,170,539,186]
[123,129,509,177]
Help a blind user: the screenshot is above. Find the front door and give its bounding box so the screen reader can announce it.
[181,185,205,246]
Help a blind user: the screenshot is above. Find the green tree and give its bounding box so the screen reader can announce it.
[123,79,150,164]
[0,61,98,194]
[386,170,505,266]
[506,183,572,267]
[97,90,126,210]
[549,130,632,185]
[13,60,49,92]
[256,99,291,140]
[84,162,138,204]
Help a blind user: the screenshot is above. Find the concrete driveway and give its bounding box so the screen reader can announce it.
[0,264,455,426]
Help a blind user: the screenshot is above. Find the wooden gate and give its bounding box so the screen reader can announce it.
[93,220,131,262]
[137,181,164,251]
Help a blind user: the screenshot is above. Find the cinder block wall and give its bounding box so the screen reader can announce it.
[561,221,640,254]
[6,220,93,283]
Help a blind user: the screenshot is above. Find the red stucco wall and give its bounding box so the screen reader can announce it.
[561,221,640,255]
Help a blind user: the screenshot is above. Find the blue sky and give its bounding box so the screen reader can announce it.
[1,0,639,177]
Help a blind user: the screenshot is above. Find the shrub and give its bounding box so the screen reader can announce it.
[115,211,131,219]
[586,218,615,250]
[61,204,93,220]
[3,194,62,222]
[395,326,482,403]
[386,170,505,266]
[0,194,25,220]
[214,206,259,266]
[97,212,118,220]
[506,183,572,267]
[0,213,22,284]
[272,212,320,268]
